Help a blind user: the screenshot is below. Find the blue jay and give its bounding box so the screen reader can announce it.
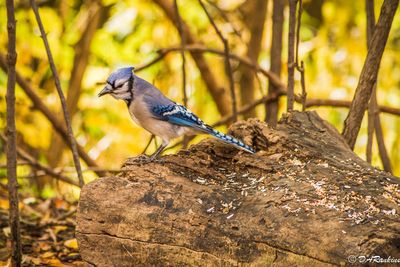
[98,67,255,160]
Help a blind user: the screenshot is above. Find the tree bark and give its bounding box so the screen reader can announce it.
[265,0,284,125]
[365,0,392,173]
[152,0,232,116]
[5,0,22,265]
[342,0,399,149]
[238,0,268,118]
[77,111,400,266]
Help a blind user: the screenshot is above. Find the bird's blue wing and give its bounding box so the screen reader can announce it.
[151,104,209,132]
[150,103,255,154]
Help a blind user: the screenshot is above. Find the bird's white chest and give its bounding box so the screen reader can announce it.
[128,106,141,126]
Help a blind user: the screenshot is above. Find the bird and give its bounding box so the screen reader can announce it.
[98,67,255,161]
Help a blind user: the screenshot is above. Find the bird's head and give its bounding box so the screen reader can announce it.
[98,67,135,102]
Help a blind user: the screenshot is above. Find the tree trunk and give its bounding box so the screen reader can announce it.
[6,0,22,265]
[77,111,400,266]
[342,0,399,149]
[265,0,284,126]
[238,0,268,118]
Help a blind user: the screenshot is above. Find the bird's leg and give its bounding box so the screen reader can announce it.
[149,140,169,161]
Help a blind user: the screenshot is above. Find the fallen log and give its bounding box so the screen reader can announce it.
[76,111,400,266]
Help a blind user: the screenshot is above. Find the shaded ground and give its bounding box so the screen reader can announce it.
[0,186,82,267]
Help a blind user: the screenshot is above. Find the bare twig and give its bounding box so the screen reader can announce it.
[0,54,105,177]
[287,0,298,112]
[5,0,22,264]
[373,107,392,173]
[31,0,84,187]
[173,0,187,107]
[199,0,237,122]
[366,0,375,163]
[298,61,306,111]
[174,0,190,148]
[342,0,399,149]
[0,133,79,187]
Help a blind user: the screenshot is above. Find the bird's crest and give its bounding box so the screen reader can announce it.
[107,67,134,85]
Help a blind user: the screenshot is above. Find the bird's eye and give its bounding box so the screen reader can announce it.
[114,83,123,89]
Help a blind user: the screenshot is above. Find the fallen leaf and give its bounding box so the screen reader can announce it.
[42,258,71,267]
[63,238,78,250]
[41,251,54,259]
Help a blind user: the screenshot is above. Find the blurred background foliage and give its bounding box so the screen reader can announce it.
[0,0,399,199]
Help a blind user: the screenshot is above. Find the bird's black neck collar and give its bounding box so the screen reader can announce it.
[125,75,134,106]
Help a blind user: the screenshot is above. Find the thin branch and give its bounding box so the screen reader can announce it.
[173,0,187,107]
[0,133,79,187]
[366,0,375,163]
[365,0,392,173]
[0,54,105,177]
[174,0,190,149]
[199,0,238,122]
[31,0,84,187]
[287,0,298,112]
[373,106,392,173]
[342,0,399,149]
[6,0,22,264]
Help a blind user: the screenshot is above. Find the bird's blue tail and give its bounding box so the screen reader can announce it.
[202,125,255,154]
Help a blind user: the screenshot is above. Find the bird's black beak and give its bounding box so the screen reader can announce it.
[98,85,112,97]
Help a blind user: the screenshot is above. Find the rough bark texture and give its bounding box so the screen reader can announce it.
[342,0,399,149]
[77,111,400,266]
[265,0,284,125]
[6,0,22,265]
